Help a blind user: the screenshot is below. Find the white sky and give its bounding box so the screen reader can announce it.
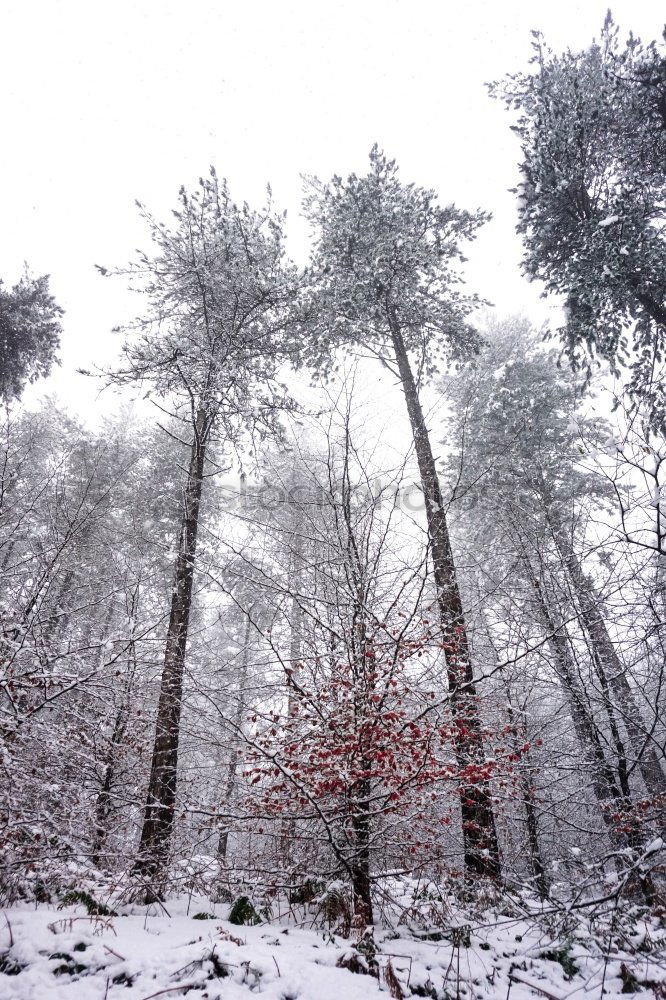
[1,0,662,419]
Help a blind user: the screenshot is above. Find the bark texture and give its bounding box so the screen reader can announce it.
[134,411,207,888]
[389,310,500,879]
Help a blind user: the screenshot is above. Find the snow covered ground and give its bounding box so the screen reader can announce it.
[1,893,664,999]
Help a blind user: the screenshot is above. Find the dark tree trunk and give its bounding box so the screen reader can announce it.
[134,410,207,890]
[91,702,128,868]
[0,538,16,573]
[388,311,500,879]
[93,601,139,868]
[523,780,549,899]
[350,776,373,925]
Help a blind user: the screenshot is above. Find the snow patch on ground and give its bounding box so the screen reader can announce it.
[0,896,663,999]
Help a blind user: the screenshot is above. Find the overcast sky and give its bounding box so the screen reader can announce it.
[1,0,663,419]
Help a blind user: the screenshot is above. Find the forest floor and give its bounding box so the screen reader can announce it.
[1,892,665,999]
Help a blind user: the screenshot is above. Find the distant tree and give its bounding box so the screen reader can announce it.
[0,271,62,402]
[490,17,666,429]
[442,318,666,891]
[0,407,172,895]
[302,148,501,879]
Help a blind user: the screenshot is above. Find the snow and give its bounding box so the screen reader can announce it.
[598,216,620,227]
[1,895,664,999]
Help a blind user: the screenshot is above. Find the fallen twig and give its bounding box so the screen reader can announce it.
[139,986,200,1000]
[509,970,565,1000]
[103,944,126,961]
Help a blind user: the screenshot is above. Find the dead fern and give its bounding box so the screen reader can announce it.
[384,958,406,998]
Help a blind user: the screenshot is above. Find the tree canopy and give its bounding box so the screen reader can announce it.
[0,270,62,402]
[491,16,666,428]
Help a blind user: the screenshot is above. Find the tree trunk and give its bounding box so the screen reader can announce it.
[134,410,207,890]
[528,563,626,814]
[217,612,252,861]
[92,595,139,868]
[527,558,656,902]
[91,702,128,868]
[388,310,500,879]
[550,518,666,815]
[281,522,305,869]
[499,660,549,898]
[523,778,549,899]
[350,776,373,925]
